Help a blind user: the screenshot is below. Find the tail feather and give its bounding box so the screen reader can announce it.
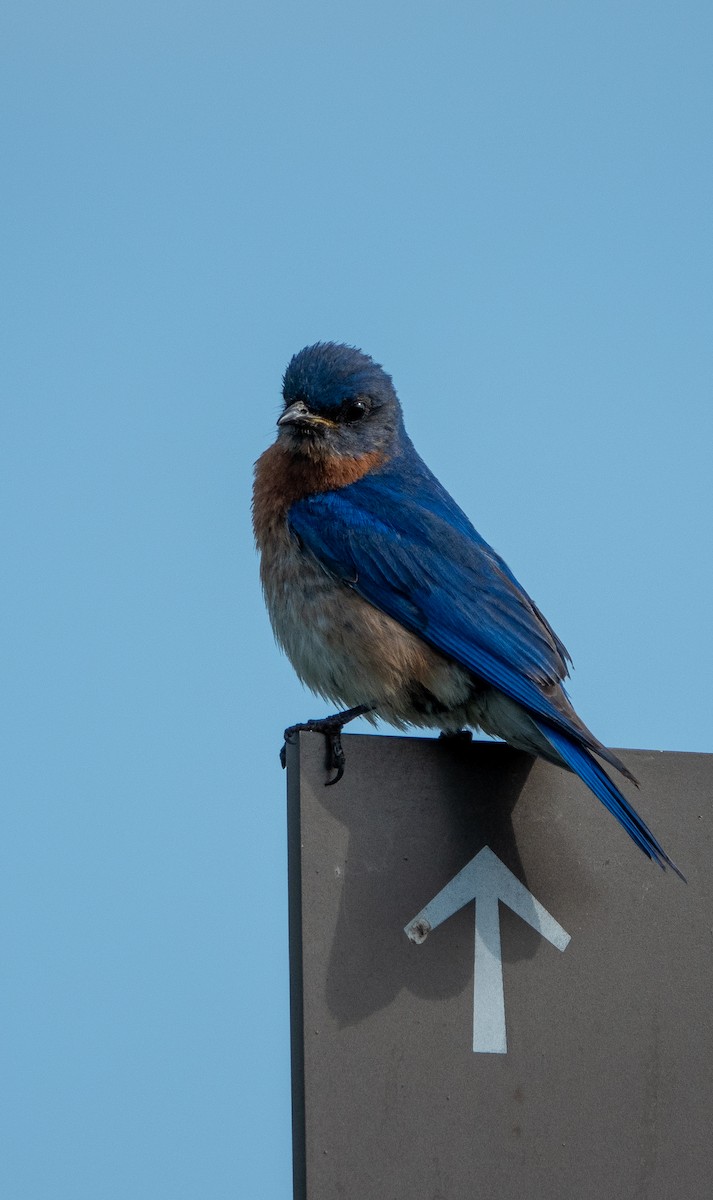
[534,721,685,881]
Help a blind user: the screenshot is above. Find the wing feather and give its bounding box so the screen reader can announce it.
[288,465,583,736]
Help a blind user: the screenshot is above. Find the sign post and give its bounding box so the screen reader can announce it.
[286,732,712,1200]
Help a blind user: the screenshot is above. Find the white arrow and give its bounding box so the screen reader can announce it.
[404,846,570,1054]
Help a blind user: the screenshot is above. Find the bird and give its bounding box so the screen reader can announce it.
[253,341,682,877]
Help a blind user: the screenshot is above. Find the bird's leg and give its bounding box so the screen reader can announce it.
[280,704,374,785]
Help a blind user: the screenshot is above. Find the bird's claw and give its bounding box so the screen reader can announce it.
[281,717,349,785]
[324,730,345,786]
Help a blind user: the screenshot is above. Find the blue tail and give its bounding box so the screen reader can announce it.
[534,722,685,880]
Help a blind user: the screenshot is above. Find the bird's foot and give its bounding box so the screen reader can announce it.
[438,729,473,744]
[280,704,373,785]
[281,716,347,784]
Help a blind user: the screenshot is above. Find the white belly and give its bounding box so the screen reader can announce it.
[259,530,474,727]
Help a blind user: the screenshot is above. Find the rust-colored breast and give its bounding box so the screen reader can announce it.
[252,443,385,549]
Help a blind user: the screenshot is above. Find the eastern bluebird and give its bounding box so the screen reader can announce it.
[253,342,681,876]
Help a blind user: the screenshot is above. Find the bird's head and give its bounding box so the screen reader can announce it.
[277,342,403,460]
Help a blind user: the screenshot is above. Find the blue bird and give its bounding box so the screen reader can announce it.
[253,342,681,876]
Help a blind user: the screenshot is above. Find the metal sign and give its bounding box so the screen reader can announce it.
[286,732,712,1200]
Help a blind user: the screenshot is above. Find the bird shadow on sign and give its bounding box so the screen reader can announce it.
[314,734,563,1029]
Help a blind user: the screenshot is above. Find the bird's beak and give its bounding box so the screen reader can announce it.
[277,400,336,429]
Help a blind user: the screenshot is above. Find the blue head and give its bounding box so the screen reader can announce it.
[278,342,404,459]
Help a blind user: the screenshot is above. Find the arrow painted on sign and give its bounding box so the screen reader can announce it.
[404,846,570,1054]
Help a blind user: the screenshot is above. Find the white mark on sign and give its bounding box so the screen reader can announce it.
[404,846,570,1054]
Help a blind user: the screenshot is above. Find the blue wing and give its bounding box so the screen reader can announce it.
[288,449,682,876]
[289,451,587,745]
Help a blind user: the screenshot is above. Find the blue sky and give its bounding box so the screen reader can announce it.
[2,2,711,1196]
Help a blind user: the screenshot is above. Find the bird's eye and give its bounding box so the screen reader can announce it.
[341,399,370,423]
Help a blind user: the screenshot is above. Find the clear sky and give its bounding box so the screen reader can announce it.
[2,2,711,1196]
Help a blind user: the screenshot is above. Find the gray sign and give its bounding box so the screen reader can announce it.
[286,733,712,1199]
